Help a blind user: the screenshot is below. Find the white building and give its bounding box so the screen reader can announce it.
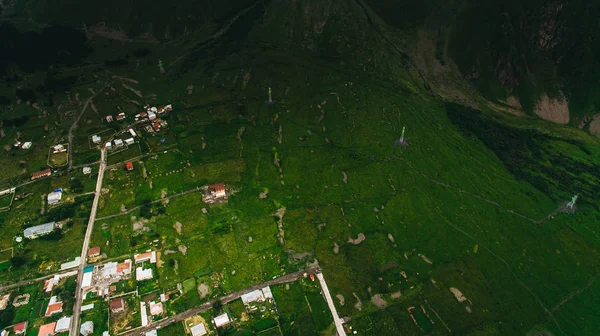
[136,267,153,281]
[134,251,156,264]
[191,323,207,336]
[114,139,124,147]
[241,286,274,306]
[144,331,157,336]
[60,257,81,270]
[47,190,62,205]
[55,316,71,333]
[21,142,32,149]
[148,111,156,120]
[149,301,163,316]
[105,142,112,149]
[124,138,135,146]
[80,321,94,335]
[24,222,56,239]
[213,313,230,328]
[92,135,101,144]
[129,129,137,137]
[140,302,149,326]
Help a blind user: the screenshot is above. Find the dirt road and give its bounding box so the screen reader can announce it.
[119,264,320,336]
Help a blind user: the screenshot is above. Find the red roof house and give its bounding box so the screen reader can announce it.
[13,321,28,334]
[31,168,51,180]
[38,322,56,336]
[88,246,101,258]
[126,162,133,171]
[110,298,124,313]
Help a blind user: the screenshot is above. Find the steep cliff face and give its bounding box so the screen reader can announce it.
[365,0,600,127]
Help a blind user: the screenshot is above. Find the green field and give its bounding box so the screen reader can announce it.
[0,1,599,335]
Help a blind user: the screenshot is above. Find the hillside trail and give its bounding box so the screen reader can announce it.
[68,82,113,170]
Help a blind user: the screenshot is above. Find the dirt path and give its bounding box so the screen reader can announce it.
[95,186,201,221]
[68,82,112,170]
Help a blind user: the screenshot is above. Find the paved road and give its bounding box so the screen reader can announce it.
[69,148,106,336]
[317,272,346,336]
[119,265,320,336]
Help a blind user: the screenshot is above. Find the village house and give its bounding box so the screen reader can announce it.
[45,296,63,316]
[110,298,124,314]
[149,301,163,316]
[24,222,56,239]
[190,323,207,336]
[80,321,94,335]
[114,139,124,147]
[88,246,101,259]
[134,251,156,264]
[101,260,132,279]
[209,183,226,198]
[116,112,126,121]
[92,135,101,144]
[124,138,135,146]
[129,128,137,137]
[157,104,173,114]
[47,189,62,205]
[126,162,134,171]
[38,322,56,336]
[0,294,10,310]
[55,316,71,333]
[213,313,231,328]
[31,168,51,180]
[13,321,27,334]
[83,167,92,175]
[148,111,156,120]
[152,121,160,132]
[136,267,153,281]
[43,275,60,293]
[106,115,113,122]
[21,142,32,149]
[105,142,112,150]
[140,111,148,119]
[52,144,66,153]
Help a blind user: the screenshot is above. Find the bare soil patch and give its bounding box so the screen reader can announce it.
[348,233,365,245]
[535,94,569,124]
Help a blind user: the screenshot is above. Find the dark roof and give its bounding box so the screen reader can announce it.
[110,298,124,310]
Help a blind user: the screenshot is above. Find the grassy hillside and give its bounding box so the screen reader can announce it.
[0,0,599,335]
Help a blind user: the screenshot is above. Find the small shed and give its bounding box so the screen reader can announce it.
[126,162,134,171]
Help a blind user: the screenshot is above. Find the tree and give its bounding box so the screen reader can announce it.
[10,256,26,268]
[212,299,223,313]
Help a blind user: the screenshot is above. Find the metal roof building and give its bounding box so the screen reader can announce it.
[23,222,55,239]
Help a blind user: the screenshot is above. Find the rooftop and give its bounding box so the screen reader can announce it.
[38,322,56,336]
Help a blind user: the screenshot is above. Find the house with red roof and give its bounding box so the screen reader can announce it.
[13,321,27,334]
[38,322,56,336]
[45,296,63,317]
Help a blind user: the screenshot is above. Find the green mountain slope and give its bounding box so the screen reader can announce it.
[0,1,599,335]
